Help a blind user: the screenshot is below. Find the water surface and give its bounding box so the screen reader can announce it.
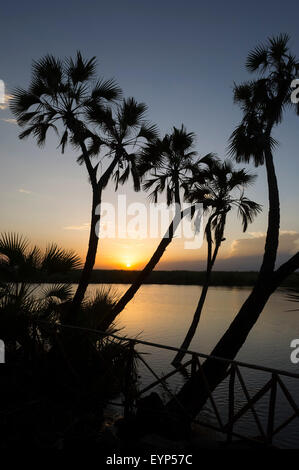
[84,284,299,448]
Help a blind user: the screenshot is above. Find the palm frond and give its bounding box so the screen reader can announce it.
[246,44,269,72]
[16,111,40,126]
[58,129,68,153]
[233,82,253,105]
[10,88,41,116]
[228,168,257,190]
[268,33,290,63]
[42,283,73,302]
[228,123,266,167]
[32,55,63,92]
[41,244,81,273]
[115,164,130,189]
[136,122,159,141]
[118,98,147,129]
[0,233,29,267]
[197,153,219,168]
[237,197,262,232]
[67,51,96,84]
[78,286,120,330]
[171,125,195,152]
[35,122,58,147]
[91,78,122,102]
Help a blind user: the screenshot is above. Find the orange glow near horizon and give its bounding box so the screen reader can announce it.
[73,236,210,271]
[64,230,233,271]
[121,255,138,270]
[90,243,148,270]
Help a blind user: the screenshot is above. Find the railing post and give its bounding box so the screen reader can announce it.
[196,357,224,431]
[31,320,37,363]
[124,339,135,420]
[191,353,197,378]
[227,364,235,444]
[267,373,277,445]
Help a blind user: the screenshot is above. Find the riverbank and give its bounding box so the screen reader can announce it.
[29,270,299,287]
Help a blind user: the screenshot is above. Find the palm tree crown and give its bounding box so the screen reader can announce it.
[229,34,299,166]
[85,97,159,191]
[0,232,81,283]
[139,125,215,205]
[10,52,121,153]
[0,233,81,345]
[186,159,262,236]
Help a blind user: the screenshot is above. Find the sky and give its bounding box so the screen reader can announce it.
[1,0,299,271]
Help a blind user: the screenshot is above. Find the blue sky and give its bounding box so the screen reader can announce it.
[1,0,299,270]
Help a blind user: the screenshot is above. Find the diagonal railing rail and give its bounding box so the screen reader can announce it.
[35,321,299,448]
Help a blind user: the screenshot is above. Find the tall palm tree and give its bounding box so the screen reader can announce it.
[101,126,216,328]
[10,52,122,312]
[167,34,299,418]
[70,97,158,310]
[172,160,261,365]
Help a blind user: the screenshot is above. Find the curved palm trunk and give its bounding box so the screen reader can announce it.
[259,148,280,275]
[172,275,212,367]
[71,143,120,312]
[167,149,281,417]
[172,215,224,366]
[100,205,186,330]
[167,281,275,417]
[71,187,102,309]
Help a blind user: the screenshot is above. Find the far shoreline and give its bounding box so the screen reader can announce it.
[30,270,299,288]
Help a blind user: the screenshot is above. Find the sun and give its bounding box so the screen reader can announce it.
[121,256,137,269]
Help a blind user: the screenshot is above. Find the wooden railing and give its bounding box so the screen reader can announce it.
[36,321,299,448]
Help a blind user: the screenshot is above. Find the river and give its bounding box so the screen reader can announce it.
[82,284,299,447]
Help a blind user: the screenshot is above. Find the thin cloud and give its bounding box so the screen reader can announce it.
[230,230,299,257]
[64,223,90,231]
[247,231,266,238]
[1,118,17,124]
[0,94,12,110]
[18,188,33,195]
[160,230,299,271]
[247,230,298,239]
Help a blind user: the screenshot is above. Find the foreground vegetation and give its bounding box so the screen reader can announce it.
[0,234,137,448]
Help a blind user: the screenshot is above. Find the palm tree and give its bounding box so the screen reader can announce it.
[167,34,299,418]
[0,232,125,366]
[100,126,216,328]
[0,232,81,353]
[172,160,261,365]
[70,97,158,311]
[10,52,122,311]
